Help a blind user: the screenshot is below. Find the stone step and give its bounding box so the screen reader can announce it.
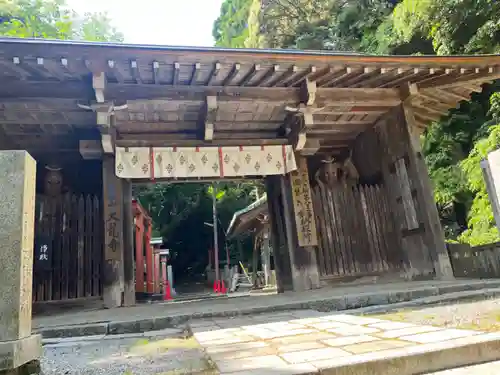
[33,280,500,339]
[191,311,500,375]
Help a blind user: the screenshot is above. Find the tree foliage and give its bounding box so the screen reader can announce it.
[0,0,124,41]
[136,181,264,279]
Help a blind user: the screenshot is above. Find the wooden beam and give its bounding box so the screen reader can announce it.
[189,63,201,85]
[116,138,288,147]
[379,68,428,88]
[204,95,217,141]
[117,120,283,132]
[268,65,298,87]
[152,61,160,84]
[130,60,142,83]
[342,67,378,87]
[92,72,106,103]
[106,60,124,83]
[299,138,321,156]
[286,66,317,87]
[206,62,221,86]
[1,81,403,107]
[101,117,117,154]
[239,64,260,86]
[79,139,103,159]
[253,65,279,87]
[300,78,317,106]
[172,62,180,85]
[420,67,500,89]
[323,67,358,87]
[222,63,241,86]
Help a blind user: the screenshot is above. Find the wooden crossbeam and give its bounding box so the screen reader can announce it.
[204,95,217,141]
[1,82,403,106]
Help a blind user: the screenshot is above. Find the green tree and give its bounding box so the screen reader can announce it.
[213,0,257,48]
[0,0,123,41]
[390,0,500,55]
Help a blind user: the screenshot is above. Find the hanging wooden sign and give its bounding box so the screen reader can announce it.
[290,157,318,247]
[103,157,123,261]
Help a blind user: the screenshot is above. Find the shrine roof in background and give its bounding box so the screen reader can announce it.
[227,195,268,239]
[0,37,499,158]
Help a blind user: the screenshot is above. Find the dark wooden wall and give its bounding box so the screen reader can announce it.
[352,107,435,278]
[36,159,103,196]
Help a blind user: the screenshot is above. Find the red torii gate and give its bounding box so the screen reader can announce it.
[132,199,157,296]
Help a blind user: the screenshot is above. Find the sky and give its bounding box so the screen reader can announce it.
[68,0,224,47]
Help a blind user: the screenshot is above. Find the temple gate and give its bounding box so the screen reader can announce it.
[0,37,499,307]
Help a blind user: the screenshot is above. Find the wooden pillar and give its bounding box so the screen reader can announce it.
[122,179,135,306]
[154,253,161,293]
[252,234,260,287]
[281,157,321,291]
[402,104,454,280]
[265,176,293,292]
[102,155,124,308]
[145,221,154,294]
[134,214,145,294]
[161,257,167,294]
[261,228,272,286]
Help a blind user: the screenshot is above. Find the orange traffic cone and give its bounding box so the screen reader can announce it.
[164,281,172,301]
[221,280,227,294]
[216,280,222,294]
[213,280,220,293]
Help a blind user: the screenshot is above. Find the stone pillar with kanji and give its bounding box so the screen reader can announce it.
[0,151,42,373]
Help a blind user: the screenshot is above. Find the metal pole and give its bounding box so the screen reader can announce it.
[212,183,220,284]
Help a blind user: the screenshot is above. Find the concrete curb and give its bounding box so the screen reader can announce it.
[34,281,500,339]
[350,287,500,316]
[318,333,500,375]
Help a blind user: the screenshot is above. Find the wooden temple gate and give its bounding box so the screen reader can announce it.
[0,38,498,308]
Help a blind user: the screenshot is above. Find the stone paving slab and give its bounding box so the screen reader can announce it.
[190,310,500,375]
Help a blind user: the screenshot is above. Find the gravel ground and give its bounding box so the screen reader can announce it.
[41,330,216,375]
[372,297,500,331]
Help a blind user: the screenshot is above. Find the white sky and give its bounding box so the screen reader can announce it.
[68,0,224,46]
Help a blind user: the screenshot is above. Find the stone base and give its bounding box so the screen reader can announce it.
[0,335,41,371]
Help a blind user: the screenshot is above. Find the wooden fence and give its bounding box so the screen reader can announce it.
[312,182,402,279]
[447,242,500,278]
[33,194,103,302]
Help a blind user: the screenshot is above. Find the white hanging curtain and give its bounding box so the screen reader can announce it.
[115,145,297,179]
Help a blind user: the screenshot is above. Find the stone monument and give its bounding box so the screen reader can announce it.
[0,151,41,373]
